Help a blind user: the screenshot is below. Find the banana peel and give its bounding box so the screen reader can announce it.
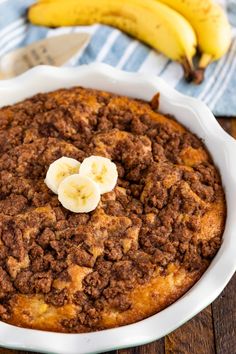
[158,0,232,83]
[28,0,197,81]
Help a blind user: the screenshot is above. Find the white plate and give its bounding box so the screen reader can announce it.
[0,63,235,354]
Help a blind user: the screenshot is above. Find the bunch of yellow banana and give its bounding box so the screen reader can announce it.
[28,0,231,83]
[158,0,232,83]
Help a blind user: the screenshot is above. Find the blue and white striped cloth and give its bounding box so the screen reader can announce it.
[0,0,236,116]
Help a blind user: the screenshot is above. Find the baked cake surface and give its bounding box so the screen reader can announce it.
[0,87,226,332]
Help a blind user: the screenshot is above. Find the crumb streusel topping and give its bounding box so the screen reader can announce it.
[0,87,226,332]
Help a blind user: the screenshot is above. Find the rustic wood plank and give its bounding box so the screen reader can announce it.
[118,338,165,354]
[230,118,236,139]
[212,273,236,354]
[217,118,232,135]
[165,306,215,354]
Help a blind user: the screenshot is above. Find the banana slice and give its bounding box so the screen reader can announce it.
[45,156,80,194]
[58,174,100,213]
[79,155,118,194]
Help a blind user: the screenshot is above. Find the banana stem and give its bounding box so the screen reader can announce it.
[192,53,213,85]
[181,57,195,82]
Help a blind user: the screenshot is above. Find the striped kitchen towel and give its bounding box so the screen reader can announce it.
[0,0,235,116]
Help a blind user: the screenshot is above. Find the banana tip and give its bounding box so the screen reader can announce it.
[183,69,205,85]
[191,68,205,85]
[181,57,206,84]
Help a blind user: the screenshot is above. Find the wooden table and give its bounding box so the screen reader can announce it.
[1,118,235,354]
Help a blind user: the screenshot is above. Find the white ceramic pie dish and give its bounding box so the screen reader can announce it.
[0,63,235,354]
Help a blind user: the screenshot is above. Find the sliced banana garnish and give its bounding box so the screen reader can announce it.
[79,155,118,194]
[45,155,118,213]
[58,174,100,213]
[45,156,80,194]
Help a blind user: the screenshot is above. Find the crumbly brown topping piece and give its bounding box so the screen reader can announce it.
[0,87,225,332]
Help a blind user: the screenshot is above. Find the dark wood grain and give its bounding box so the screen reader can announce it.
[212,274,236,354]
[217,118,232,135]
[1,118,235,354]
[230,119,236,139]
[165,306,215,354]
[118,338,165,354]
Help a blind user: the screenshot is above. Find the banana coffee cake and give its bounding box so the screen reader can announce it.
[0,87,226,332]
